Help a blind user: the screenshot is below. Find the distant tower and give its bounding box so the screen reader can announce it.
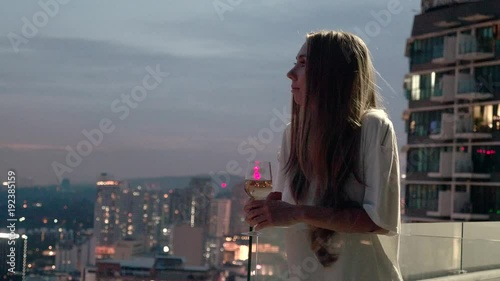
[230,180,248,235]
[119,183,164,251]
[60,178,71,192]
[187,177,215,230]
[93,173,121,250]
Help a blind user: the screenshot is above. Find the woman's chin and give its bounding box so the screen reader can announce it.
[292,95,304,106]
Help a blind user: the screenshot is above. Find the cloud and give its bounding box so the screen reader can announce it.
[0,0,419,184]
[0,142,67,151]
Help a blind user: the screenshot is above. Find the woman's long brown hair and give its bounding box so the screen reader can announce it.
[285,30,380,267]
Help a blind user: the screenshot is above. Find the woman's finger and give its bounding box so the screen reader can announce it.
[254,221,271,231]
[247,208,265,221]
[250,215,268,227]
[245,200,265,212]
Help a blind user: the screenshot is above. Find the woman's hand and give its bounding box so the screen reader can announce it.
[243,192,302,231]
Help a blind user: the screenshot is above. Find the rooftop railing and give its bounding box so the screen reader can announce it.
[246,222,500,281]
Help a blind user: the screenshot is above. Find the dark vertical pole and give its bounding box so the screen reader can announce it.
[460,222,464,273]
[246,227,253,281]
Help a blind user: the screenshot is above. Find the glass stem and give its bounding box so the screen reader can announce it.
[247,226,253,281]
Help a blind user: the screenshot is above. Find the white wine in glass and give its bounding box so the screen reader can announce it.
[245,179,272,200]
[243,161,272,236]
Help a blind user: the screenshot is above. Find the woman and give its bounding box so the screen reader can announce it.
[244,30,403,280]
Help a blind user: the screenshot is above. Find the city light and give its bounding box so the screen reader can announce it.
[163,246,170,253]
[477,149,496,155]
[54,219,58,223]
[19,217,25,222]
[0,233,19,239]
[96,180,119,186]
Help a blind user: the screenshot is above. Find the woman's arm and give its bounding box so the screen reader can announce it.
[245,195,388,234]
[297,205,388,234]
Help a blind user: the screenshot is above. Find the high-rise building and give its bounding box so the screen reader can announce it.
[55,231,95,273]
[209,198,231,238]
[187,177,215,229]
[230,181,248,235]
[94,173,122,248]
[166,177,215,230]
[60,178,71,192]
[94,173,175,258]
[402,0,500,222]
[119,183,165,251]
[207,198,232,266]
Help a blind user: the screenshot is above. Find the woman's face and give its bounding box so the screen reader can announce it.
[287,41,307,106]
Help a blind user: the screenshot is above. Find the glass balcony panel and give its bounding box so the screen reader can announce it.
[462,222,500,273]
[455,114,492,140]
[430,113,454,140]
[458,34,494,60]
[251,223,500,281]
[456,74,493,100]
[432,37,457,64]
[401,223,463,280]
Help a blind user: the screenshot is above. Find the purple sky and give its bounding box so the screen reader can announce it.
[0,0,419,185]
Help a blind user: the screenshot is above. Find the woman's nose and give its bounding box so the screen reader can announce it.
[287,68,295,80]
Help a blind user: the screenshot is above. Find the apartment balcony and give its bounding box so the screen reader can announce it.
[457,34,495,61]
[250,222,500,281]
[431,75,455,102]
[426,190,451,217]
[451,192,490,221]
[454,152,491,179]
[429,113,454,140]
[456,73,493,101]
[428,152,452,178]
[432,36,457,64]
[455,114,492,140]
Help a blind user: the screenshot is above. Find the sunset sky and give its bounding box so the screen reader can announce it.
[0,0,419,185]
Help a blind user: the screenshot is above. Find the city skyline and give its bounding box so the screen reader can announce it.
[0,0,419,185]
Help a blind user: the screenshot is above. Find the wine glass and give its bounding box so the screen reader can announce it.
[242,161,272,236]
